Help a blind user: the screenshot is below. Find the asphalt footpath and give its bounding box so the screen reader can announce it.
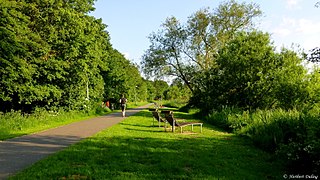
[0,104,151,179]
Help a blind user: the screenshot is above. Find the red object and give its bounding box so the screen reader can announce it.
[106,101,110,107]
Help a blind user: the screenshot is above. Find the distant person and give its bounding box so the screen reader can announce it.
[119,94,127,117]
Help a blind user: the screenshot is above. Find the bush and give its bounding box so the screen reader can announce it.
[205,107,249,132]
[276,112,320,174]
[205,106,320,173]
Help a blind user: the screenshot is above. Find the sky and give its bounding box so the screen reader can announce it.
[90,0,320,64]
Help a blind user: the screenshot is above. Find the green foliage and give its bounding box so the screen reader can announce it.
[205,107,320,173]
[161,99,188,109]
[191,31,317,113]
[205,107,246,132]
[101,48,154,105]
[142,0,261,93]
[0,103,113,140]
[164,79,192,101]
[145,80,157,101]
[191,31,274,112]
[0,0,48,111]
[0,0,112,111]
[308,47,320,63]
[0,0,148,113]
[153,79,169,99]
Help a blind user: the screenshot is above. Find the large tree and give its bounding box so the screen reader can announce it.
[0,1,49,111]
[0,0,111,111]
[102,48,145,104]
[191,31,314,112]
[142,0,262,92]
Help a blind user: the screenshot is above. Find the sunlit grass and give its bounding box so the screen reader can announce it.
[0,102,148,141]
[11,110,285,179]
[0,110,99,140]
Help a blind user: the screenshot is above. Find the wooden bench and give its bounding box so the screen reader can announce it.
[162,111,203,133]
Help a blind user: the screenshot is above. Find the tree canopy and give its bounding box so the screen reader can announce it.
[0,0,149,112]
[142,0,320,113]
[141,0,262,93]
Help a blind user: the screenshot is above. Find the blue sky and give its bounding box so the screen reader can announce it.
[90,0,320,64]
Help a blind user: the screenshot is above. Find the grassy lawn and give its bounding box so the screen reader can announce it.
[0,102,147,141]
[11,110,285,180]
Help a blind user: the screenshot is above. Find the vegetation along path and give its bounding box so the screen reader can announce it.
[5,108,285,179]
[0,104,152,179]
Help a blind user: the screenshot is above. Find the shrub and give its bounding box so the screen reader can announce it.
[205,107,320,173]
[205,107,245,132]
[276,112,320,174]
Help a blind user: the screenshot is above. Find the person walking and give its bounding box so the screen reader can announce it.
[119,94,127,117]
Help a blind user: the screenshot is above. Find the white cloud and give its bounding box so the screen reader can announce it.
[302,38,319,50]
[285,0,302,9]
[296,19,320,34]
[273,27,292,37]
[282,17,296,27]
[272,17,296,37]
[272,17,320,36]
[269,16,320,51]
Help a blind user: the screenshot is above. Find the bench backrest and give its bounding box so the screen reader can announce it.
[163,112,181,127]
[152,111,162,122]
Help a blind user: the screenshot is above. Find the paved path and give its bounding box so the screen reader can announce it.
[0,104,151,179]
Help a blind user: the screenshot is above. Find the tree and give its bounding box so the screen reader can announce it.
[191,31,277,111]
[102,48,145,105]
[0,1,50,111]
[164,78,192,100]
[142,0,261,93]
[190,31,310,113]
[0,0,112,112]
[308,48,320,63]
[273,49,313,109]
[145,80,156,101]
[153,80,169,99]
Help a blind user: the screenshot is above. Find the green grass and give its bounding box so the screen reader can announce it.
[0,110,98,140]
[10,110,285,180]
[0,102,148,141]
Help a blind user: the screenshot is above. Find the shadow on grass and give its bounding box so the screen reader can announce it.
[12,135,285,180]
[129,110,230,134]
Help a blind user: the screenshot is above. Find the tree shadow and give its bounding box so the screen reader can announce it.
[12,134,285,180]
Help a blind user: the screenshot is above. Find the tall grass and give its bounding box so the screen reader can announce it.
[0,106,111,141]
[205,106,320,173]
[0,102,149,141]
